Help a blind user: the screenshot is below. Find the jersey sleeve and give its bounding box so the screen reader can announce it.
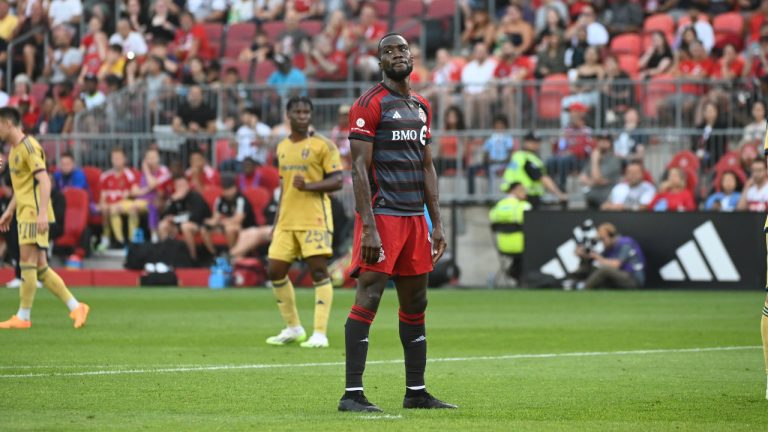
[348,97,380,142]
[414,94,433,144]
[321,138,343,175]
[22,141,46,175]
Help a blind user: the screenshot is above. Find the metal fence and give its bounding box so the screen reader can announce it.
[76,77,765,136]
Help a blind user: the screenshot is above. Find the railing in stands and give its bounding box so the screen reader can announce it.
[6,27,49,92]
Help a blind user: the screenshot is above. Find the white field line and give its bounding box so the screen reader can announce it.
[361,415,403,420]
[0,345,758,380]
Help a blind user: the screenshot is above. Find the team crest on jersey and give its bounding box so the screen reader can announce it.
[418,107,427,124]
[356,118,365,127]
[301,148,310,159]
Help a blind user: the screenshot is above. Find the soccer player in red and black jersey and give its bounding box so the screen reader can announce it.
[338,34,457,413]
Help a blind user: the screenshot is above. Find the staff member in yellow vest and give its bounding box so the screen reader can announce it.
[489,182,531,281]
[502,131,567,209]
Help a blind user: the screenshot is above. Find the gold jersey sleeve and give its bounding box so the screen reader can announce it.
[275,134,343,232]
[764,123,768,156]
[9,136,54,222]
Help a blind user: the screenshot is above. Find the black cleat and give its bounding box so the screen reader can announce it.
[338,391,383,412]
[403,391,458,409]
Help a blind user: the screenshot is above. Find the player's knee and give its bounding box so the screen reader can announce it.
[310,268,329,282]
[267,266,287,282]
[359,290,383,311]
[403,297,428,314]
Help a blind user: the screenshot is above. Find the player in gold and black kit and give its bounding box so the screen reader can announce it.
[264,97,343,348]
[0,108,90,329]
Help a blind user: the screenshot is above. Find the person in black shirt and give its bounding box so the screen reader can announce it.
[158,175,211,262]
[201,175,255,255]
[172,85,216,134]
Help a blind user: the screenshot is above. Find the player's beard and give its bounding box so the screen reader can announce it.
[384,62,414,81]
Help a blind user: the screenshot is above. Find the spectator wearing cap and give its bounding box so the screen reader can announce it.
[201,174,257,255]
[44,24,83,84]
[109,16,148,58]
[547,103,593,192]
[461,42,498,129]
[174,11,214,62]
[186,0,227,23]
[489,181,531,281]
[565,5,608,47]
[468,115,514,195]
[602,161,657,211]
[578,134,623,209]
[48,0,82,27]
[267,54,308,100]
[80,74,106,110]
[503,131,567,209]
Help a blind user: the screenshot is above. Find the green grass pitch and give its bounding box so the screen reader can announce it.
[1,287,768,431]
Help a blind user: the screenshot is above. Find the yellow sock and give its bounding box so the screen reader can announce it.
[110,213,124,243]
[19,262,38,310]
[38,266,78,311]
[313,277,333,335]
[128,213,139,238]
[271,277,300,328]
[763,297,768,375]
[102,220,111,239]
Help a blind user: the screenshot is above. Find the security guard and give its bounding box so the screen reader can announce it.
[489,182,531,280]
[502,131,567,209]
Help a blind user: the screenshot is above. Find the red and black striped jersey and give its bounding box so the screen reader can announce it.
[349,82,432,216]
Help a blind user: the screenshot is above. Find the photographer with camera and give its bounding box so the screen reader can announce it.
[574,222,645,289]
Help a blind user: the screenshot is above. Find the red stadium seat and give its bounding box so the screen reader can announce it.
[618,54,640,78]
[225,23,257,59]
[258,166,280,193]
[215,139,237,168]
[394,18,423,41]
[714,151,742,175]
[610,33,642,57]
[243,187,271,226]
[254,61,277,83]
[373,0,391,17]
[202,186,222,210]
[644,13,675,37]
[261,21,286,40]
[667,150,701,173]
[57,188,89,249]
[713,12,744,36]
[642,73,675,118]
[298,20,323,36]
[427,0,455,19]
[537,73,569,121]
[395,0,426,17]
[202,23,224,57]
[82,166,102,225]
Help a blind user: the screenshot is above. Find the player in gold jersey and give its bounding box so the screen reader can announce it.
[265,96,343,348]
[0,108,89,329]
[761,124,768,398]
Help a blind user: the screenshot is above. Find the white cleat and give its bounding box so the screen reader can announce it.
[5,278,41,289]
[266,327,307,346]
[300,333,329,348]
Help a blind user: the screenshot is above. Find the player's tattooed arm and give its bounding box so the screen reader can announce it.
[351,138,382,265]
[423,144,446,263]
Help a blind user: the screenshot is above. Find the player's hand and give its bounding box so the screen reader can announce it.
[292,175,307,191]
[36,213,48,236]
[0,155,4,170]
[0,211,11,232]
[431,226,447,264]
[361,226,382,265]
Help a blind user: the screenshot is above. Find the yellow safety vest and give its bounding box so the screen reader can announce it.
[502,150,545,196]
[489,196,531,255]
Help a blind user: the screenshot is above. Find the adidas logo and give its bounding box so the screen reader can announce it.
[393,111,402,119]
[659,221,739,282]
[411,335,426,344]
[360,338,369,343]
[317,300,325,305]
[540,220,600,279]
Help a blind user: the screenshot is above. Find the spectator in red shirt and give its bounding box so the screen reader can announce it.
[749,0,768,44]
[174,11,213,62]
[547,103,594,191]
[648,167,697,212]
[97,148,144,249]
[78,15,108,82]
[290,0,325,21]
[495,40,534,126]
[661,40,713,124]
[7,75,35,110]
[408,44,430,90]
[350,2,386,80]
[713,43,744,79]
[303,33,348,83]
[186,148,221,191]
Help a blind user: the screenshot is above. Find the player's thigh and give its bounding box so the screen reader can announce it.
[17,218,49,255]
[298,229,333,262]
[394,273,429,313]
[267,229,300,264]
